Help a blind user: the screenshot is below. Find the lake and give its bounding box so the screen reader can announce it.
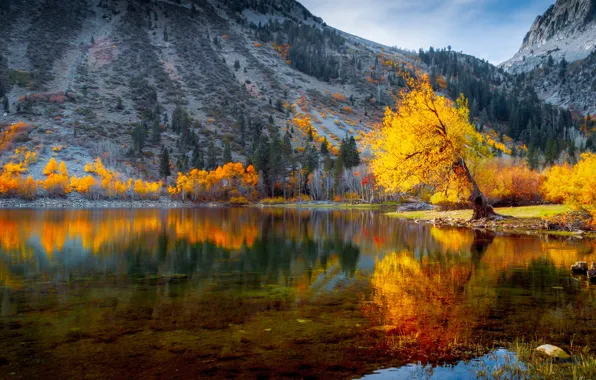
[0,207,595,379]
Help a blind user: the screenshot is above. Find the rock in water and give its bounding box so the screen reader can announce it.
[571,261,588,274]
[536,344,571,360]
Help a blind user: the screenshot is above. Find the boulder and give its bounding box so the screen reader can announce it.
[536,344,571,360]
[397,203,434,212]
[571,261,588,274]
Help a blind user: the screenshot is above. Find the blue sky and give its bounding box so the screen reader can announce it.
[299,0,555,64]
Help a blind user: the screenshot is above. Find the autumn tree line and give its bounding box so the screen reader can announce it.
[1,69,594,221]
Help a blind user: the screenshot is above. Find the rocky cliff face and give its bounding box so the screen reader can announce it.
[499,0,596,116]
[523,0,596,48]
[502,0,596,73]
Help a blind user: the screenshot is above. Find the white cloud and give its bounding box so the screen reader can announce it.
[299,0,553,64]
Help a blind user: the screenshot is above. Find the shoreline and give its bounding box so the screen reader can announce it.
[0,196,193,209]
[0,198,400,210]
[388,205,596,238]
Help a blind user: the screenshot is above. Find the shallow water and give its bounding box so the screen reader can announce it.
[360,349,524,379]
[0,207,595,379]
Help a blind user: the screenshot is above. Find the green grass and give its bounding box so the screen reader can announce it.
[475,340,596,379]
[389,205,571,221]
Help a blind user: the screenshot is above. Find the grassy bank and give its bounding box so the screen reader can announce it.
[388,204,596,237]
[389,205,571,220]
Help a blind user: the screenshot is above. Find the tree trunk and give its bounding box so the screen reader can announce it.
[455,159,501,221]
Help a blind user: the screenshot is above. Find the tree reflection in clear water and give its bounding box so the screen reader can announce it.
[0,208,595,378]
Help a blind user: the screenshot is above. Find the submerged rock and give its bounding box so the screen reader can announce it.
[571,261,588,274]
[536,344,571,360]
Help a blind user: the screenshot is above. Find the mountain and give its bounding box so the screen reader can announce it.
[0,0,592,187]
[0,0,417,182]
[501,0,596,116]
[502,0,596,73]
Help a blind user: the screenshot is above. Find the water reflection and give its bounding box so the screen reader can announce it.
[0,208,595,379]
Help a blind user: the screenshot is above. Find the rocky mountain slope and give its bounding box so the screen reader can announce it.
[0,0,417,181]
[502,0,596,73]
[501,0,596,116]
[0,0,592,184]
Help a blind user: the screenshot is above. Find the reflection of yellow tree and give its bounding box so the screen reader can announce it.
[430,227,474,253]
[370,251,476,354]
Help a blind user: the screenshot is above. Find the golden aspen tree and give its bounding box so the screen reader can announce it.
[43,158,59,176]
[367,74,503,220]
[42,159,70,197]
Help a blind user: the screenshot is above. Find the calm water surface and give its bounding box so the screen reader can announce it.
[0,208,595,379]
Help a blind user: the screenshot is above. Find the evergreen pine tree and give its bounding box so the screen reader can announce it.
[150,118,161,143]
[526,146,539,170]
[268,131,283,195]
[132,123,147,154]
[320,138,329,155]
[176,155,188,172]
[192,145,205,170]
[223,141,232,163]
[206,139,217,170]
[159,147,171,182]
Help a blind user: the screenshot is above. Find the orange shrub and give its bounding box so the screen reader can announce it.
[331,93,347,103]
[70,175,97,194]
[19,176,37,200]
[42,158,70,197]
[43,158,59,176]
[0,122,33,154]
[475,160,542,205]
[229,196,249,205]
[431,159,543,207]
[42,173,70,197]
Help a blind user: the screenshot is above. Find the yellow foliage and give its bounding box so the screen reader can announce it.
[41,158,70,197]
[19,176,37,200]
[133,179,162,199]
[2,162,26,175]
[59,161,68,176]
[0,122,33,153]
[170,162,259,201]
[43,158,59,176]
[367,74,488,195]
[474,159,541,204]
[542,153,596,220]
[42,172,70,197]
[70,175,96,194]
[84,158,130,198]
[14,147,37,166]
[0,166,21,195]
